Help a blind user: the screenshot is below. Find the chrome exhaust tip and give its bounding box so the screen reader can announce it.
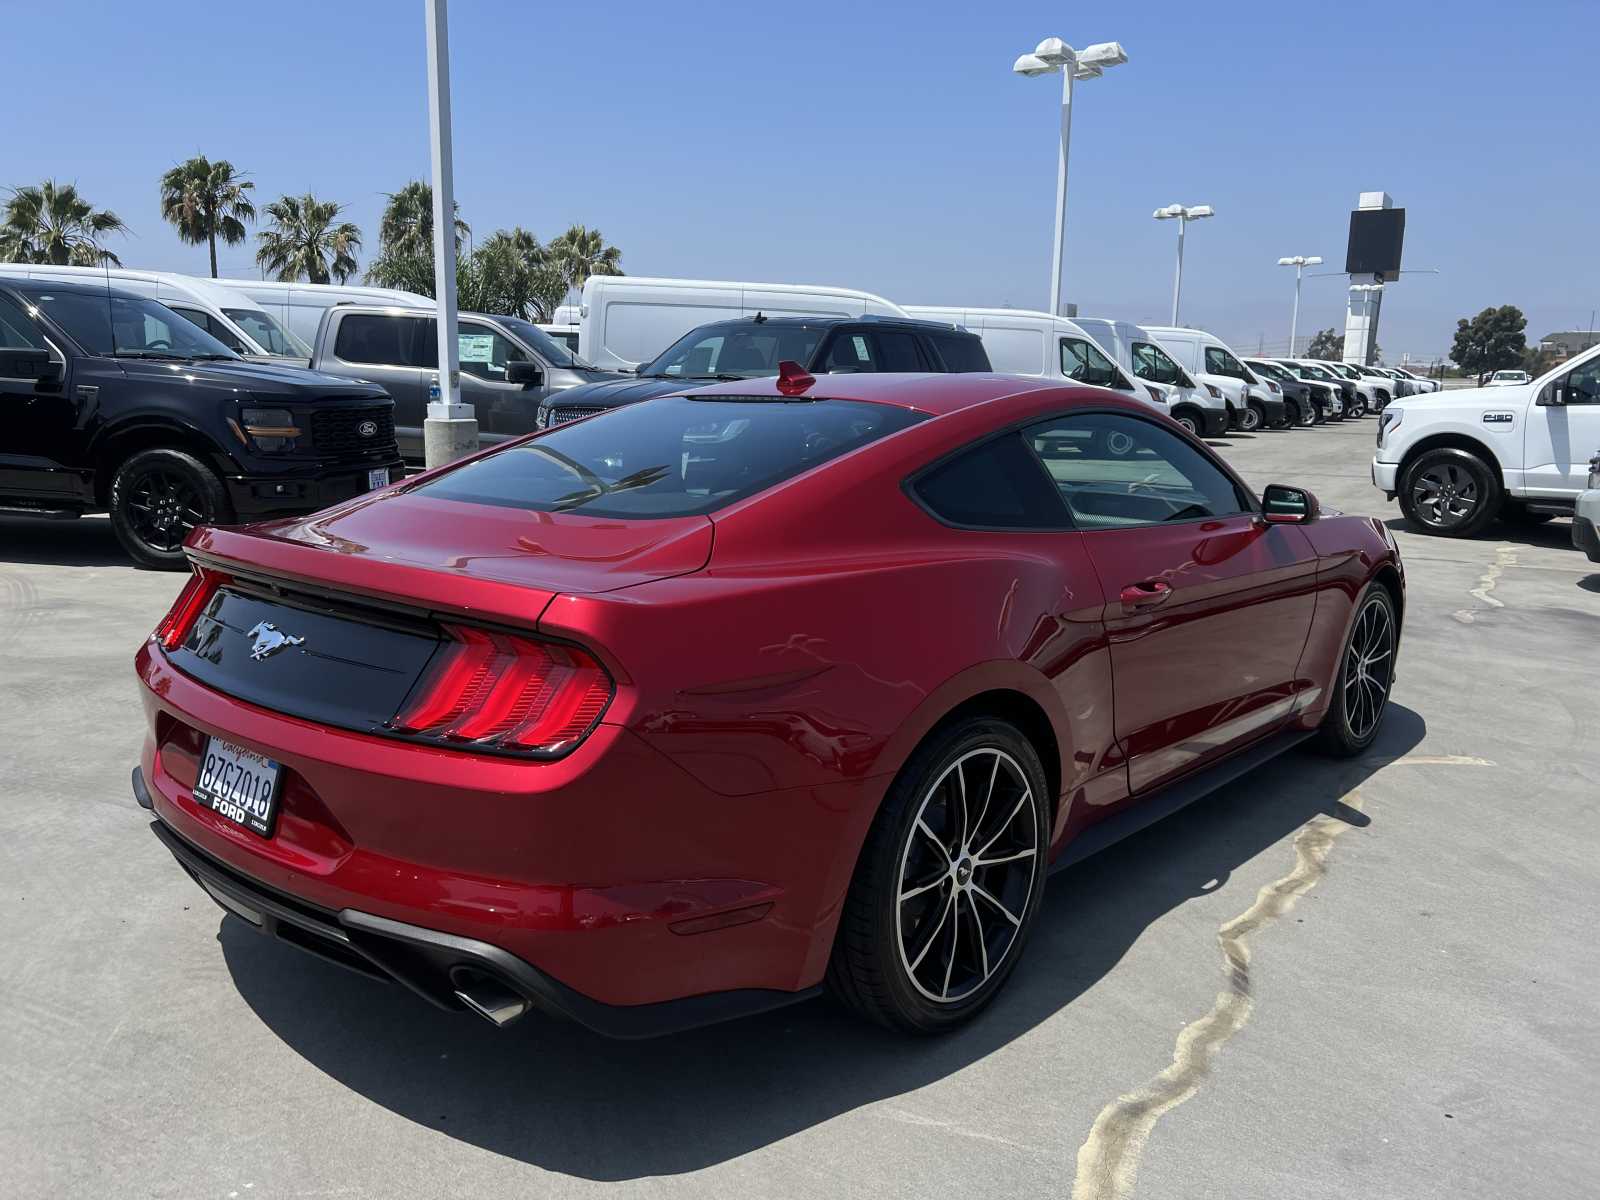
[451,969,531,1027]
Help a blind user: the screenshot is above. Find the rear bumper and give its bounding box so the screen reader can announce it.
[136,640,870,1018]
[223,458,404,520]
[141,783,815,1038]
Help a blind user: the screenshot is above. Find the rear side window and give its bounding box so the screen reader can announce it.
[415,396,924,518]
[334,314,427,366]
[912,434,1068,529]
[0,292,47,349]
[929,333,989,373]
[874,331,927,371]
[171,307,248,353]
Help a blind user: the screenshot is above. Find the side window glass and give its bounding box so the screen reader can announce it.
[874,331,925,371]
[1061,337,1128,389]
[335,314,414,366]
[823,332,878,373]
[913,434,1069,529]
[1565,359,1600,404]
[1205,347,1244,378]
[1026,412,1248,529]
[1131,341,1179,385]
[930,334,988,372]
[458,323,529,381]
[0,293,48,350]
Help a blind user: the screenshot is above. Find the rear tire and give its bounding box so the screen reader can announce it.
[1316,583,1398,757]
[827,717,1049,1033]
[1398,447,1501,537]
[109,448,231,570]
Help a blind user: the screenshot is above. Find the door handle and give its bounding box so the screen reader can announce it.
[1119,580,1174,608]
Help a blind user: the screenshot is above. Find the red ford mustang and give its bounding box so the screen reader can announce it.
[135,369,1403,1036]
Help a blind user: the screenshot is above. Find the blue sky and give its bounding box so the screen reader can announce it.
[9,0,1595,361]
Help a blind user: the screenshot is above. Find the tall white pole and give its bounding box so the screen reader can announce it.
[423,0,473,467]
[1170,214,1185,325]
[1289,260,1303,356]
[1048,63,1074,317]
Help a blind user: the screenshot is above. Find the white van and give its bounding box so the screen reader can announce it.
[904,306,1172,415]
[578,275,909,371]
[213,279,432,346]
[0,264,309,362]
[1141,325,1283,432]
[1072,317,1230,438]
[537,323,581,354]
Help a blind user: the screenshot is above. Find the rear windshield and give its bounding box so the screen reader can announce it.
[414,395,925,518]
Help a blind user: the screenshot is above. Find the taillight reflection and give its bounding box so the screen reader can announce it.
[391,625,612,757]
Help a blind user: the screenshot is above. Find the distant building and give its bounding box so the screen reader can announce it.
[1538,330,1600,360]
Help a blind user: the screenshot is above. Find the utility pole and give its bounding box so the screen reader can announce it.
[422,0,477,469]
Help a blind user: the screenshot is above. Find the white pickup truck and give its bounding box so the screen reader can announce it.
[1372,344,1600,536]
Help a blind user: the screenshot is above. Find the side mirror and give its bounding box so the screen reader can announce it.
[1261,483,1320,524]
[1537,384,1562,407]
[506,360,544,387]
[0,346,55,382]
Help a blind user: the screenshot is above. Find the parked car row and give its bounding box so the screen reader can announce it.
[0,263,1447,569]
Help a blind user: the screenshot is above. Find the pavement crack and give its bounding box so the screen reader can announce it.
[1453,545,1516,624]
[1069,753,1495,1200]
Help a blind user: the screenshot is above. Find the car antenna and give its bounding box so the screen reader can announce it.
[753,311,767,324]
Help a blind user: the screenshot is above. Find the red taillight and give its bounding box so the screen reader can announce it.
[391,624,612,756]
[154,567,227,651]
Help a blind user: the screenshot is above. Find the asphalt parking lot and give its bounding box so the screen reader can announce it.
[3,416,1597,1199]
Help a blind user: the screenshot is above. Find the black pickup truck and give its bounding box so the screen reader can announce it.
[0,279,402,568]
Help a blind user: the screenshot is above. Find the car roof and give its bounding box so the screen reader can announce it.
[680,370,1109,417]
[3,277,145,300]
[691,313,970,334]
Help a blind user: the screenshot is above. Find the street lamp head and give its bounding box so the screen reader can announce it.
[1153,204,1184,220]
[1077,41,1129,69]
[1013,52,1058,76]
[1033,37,1073,64]
[1277,254,1323,267]
[1186,205,1214,220]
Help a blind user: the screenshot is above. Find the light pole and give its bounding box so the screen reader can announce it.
[1276,254,1322,355]
[1153,203,1213,325]
[422,0,476,469]
[1013,37,1128,317]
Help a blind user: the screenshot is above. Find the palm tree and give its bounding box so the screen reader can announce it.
[549,224,622,298]
[376,180,469,259]
[457,228,568,320]
[0,180,128,266]
[254,194,361,284]
[158,155,255,277]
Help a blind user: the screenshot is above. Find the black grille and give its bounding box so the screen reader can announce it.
[548,406,606,427]
[309,406,397,458]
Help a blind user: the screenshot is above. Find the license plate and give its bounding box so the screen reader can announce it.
[194,736,281,837]
[367,467,390,491]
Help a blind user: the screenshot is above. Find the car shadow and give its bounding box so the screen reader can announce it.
[218,705,1425,1180]
[0,514,131,568]
[1577,574,1600,594]
[1381,515,1578,550]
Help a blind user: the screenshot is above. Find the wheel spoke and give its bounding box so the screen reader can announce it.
[974,846,1036,868]
[909,890,955,972]
[916,817,952,863]
[968,753,1000,852]
[971,883,1021,928]
[899,875,947,903]
[967,892,990,981]
[941,900,960,998]
[954,761,970,847]
[975,789,1030,858]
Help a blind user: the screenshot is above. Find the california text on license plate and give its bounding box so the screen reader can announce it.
[194,736,281,837]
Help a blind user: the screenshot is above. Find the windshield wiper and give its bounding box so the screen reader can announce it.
[112,349,189,361]
[187,352,239,361]
[548,464,673,512]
